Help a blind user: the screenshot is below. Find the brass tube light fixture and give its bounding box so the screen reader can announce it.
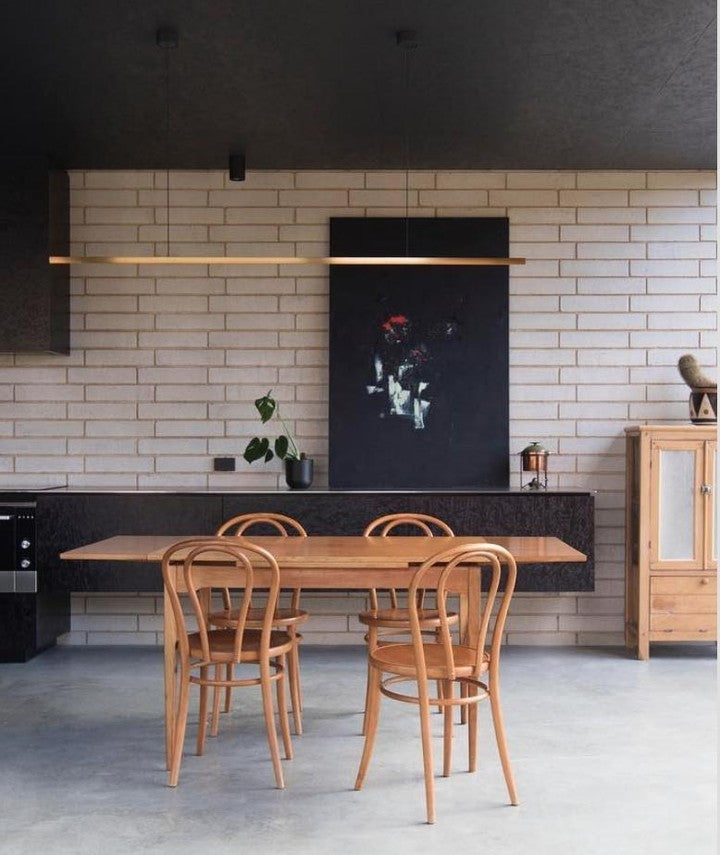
[50,255,525,266]
[49,27,525,269]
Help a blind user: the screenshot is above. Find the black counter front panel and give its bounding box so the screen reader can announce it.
[38,493,222,592]
[36,491,593,593]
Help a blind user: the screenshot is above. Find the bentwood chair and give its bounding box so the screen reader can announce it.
[358,513,457,733]
[210,513,308,735]
[354,542,519,824]
[161,538,293,789]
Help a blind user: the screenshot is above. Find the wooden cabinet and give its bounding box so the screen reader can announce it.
[625,425,716,659]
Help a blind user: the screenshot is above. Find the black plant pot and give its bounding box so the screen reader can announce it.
[285,457,313,489]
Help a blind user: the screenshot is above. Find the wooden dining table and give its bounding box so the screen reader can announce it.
[61,533,587,766]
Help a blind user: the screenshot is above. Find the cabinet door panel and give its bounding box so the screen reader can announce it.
[705,440,716,570]
[650,440,704,571]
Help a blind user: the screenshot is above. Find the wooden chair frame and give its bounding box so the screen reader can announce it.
[162,538,293,789]
[359,513,457,733]
[354,542,519,824]
[212,513,308,736]
[363,513,455,611]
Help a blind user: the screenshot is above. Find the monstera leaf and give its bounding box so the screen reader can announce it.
[254,392,276,423]
[243,437,273,463]
[242,392,303,467]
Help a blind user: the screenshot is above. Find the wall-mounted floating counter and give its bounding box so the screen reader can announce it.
[11,488,594,594]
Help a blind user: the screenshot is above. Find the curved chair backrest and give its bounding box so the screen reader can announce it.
[216,512,307,538]
[161,538,280,664]
[215,513,306,610]
[363,513,454,539]
[363,513,454,609]
[408,542,517,681]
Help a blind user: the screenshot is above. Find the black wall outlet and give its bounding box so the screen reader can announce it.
[213,457,236,472]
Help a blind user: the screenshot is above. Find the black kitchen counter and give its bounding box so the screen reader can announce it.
[3,485,595,495]
[6,488,595,595]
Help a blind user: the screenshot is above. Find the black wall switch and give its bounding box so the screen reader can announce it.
[213,457,236,472]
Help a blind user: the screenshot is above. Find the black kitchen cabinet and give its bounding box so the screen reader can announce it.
[0,156,69,353]
[0,488,594,661]
[37,489,594,593]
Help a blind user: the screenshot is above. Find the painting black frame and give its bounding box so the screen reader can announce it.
[329,217,509,489]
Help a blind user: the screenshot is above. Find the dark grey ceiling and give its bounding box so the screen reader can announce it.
[0,0,716,170]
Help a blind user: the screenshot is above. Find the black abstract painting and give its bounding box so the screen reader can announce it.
[329,218,509,489]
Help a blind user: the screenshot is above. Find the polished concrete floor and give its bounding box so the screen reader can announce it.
[0,644,716,855]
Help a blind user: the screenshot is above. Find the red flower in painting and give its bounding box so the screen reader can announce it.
[381,314,409,331]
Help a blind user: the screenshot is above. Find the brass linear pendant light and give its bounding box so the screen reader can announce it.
[50,28,524,269]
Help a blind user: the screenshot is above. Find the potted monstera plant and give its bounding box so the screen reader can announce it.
[243,391,313,489]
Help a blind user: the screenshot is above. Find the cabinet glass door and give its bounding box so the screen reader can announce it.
[705,441,716,570]
[650,440,704,570]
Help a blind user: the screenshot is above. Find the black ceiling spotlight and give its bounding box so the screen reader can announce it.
[229,152,246,182]
[156,27,178,49]
[395,29,418,49]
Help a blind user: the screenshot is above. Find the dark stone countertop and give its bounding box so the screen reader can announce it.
[0,485,595,496]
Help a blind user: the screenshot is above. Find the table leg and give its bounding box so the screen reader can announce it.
[163,587,177,771]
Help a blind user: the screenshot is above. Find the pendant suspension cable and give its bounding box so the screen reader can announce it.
[397,30,417,257]
[403,43,411,257]
[156,27,179,256]
[164,43,171,257]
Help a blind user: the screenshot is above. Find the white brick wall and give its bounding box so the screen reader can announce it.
[0,169,714,645]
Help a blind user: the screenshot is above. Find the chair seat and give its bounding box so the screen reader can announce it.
[370,642,490,679]
[209,606,308,629]
[359,607,458,629]
[189,628,294,663]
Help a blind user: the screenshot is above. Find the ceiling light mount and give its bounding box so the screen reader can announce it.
[396,30,418,50]
[229,152,246,182]
[156,27,179,49]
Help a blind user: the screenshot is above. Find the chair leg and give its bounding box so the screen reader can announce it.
[361,626,378,736]
[196,665,209,756]
[489,683,518,805]
[224,663,233,713]
[210,664,223,737]
[417,678,436,824]
[276,656,293,760]
[468,683,478,773]
[168,665,190,788]
[260,661,285,789]
[436,678,444,714]
[460,680,468,725]
[442,679,453,778]
[297,651,304,713]
[354,663,381,790]
[435,628,444,714]
[287,630,303,735]
[361,655,372,736]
